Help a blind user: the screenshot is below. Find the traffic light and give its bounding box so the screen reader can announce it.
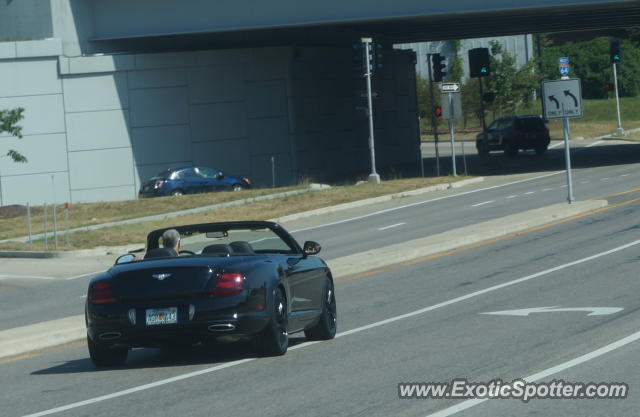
[469,48,491,78]
[431,54,446,82]
[610,38,621,63]
[434,106,443,118]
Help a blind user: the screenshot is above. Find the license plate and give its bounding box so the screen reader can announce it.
[145,307,178,326]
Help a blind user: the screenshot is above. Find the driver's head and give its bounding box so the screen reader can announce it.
[162,229,180,253]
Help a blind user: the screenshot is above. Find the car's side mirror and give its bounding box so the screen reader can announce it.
[303,241,321,256]
[115,253,136,264]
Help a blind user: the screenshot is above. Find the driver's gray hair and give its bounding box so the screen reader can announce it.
[162,229,180,250]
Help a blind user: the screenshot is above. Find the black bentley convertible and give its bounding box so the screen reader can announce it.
[85,221,336,367]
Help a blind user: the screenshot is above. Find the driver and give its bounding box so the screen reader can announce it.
[162,229,181,256]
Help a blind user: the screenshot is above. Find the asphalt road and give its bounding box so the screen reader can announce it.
[0,140,638,333]
[2,177,640,417]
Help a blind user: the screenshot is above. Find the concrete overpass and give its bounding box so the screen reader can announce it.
[67,0,640,54]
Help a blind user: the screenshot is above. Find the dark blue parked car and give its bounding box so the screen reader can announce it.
[139,166,251,197]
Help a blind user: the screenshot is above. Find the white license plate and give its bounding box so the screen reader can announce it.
[145,307,178,326]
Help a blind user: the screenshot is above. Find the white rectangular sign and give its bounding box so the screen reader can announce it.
[440,83,460,93]
[541,78,583,119]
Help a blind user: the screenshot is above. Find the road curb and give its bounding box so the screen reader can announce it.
[327,199,608,279]
[272,177,484,223]
[0,198,607,360]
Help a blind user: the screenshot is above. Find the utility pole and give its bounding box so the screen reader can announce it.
[427,53,440,177]
[362,37,380,183]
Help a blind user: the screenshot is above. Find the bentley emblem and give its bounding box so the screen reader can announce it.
[152,273,172,281]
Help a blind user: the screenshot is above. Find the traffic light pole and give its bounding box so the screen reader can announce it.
[362,38,380,183]
[612,62,624,135]
[448,92,457,177]
[478,77,487,136]
[427,54,440,177]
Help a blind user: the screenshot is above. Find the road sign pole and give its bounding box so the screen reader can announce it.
[478,77,487,137]
[427,54,440,177]
[448,92,457,177]
[612,62,623,135]
[363,38,380,183]
[562,107,575,203]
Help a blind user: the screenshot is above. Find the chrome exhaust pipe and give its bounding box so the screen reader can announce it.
[208,324,236,332]
[99,332,122,340]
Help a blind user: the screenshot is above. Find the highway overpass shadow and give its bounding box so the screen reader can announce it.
[420,143,640,178]
[31,336,309,374]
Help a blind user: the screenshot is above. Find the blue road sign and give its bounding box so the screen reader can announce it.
[558,57,570,77]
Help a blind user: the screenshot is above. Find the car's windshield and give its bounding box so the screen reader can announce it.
[157,225,295,255]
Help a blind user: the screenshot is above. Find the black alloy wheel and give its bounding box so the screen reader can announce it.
[304,277,337,340]
[253,287,289,356]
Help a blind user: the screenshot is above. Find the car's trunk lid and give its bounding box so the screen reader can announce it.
[111,264,215,301]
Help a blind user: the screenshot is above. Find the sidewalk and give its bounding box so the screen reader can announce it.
[0,199,607,360]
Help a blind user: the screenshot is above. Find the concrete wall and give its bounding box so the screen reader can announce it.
[0,0,52,41]
[291,46,420,182]
[0,39,419,205]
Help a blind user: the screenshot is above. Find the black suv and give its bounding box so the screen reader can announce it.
[476,115,550,157]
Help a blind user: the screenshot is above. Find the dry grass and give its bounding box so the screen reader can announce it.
[0,185,305,241]
[0,176,464,251]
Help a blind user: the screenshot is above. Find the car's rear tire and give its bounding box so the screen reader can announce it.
[232,184,243,192]
[87,336,128,368]
[304,277,337,340]
[476,141,489,157]
[171,189,184,196]
[252,287,288,356]
[504,141,518,157]
[535,145,547,156]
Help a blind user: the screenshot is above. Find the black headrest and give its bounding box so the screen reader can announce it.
[229,241,254,254]
[202,244,234,256]
[144,247,178,259]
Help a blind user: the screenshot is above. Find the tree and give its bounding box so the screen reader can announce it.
[541,37,640,98]
[486,41,542,117]
[1,107,27,162]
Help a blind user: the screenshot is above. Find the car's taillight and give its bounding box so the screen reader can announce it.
[154,180,164,189]
[88,281,117,304]
[242,177,251,185]
[211,273,245,296]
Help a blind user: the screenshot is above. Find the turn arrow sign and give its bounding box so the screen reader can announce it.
[481,306,623,317]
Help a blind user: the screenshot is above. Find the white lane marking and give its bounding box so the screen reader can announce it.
[481,306,623,317]
[523,191,535,195]
[378,223,406,231]
[291,172,564,233]
[24,238,640,417]
[601,177,609,181]
[586,140,604,148]
[549,142,563,149]
[541,188,553,192]
[426,328,640,417]
[471,201,494,207]
[580,181,590,184]
[560,184,568,188]
[0,274,55,280]
[506,195,518,199]
[621,174,630,177]
[65,270,106,281]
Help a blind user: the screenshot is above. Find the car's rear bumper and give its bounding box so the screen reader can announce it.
[87,310,270,348]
